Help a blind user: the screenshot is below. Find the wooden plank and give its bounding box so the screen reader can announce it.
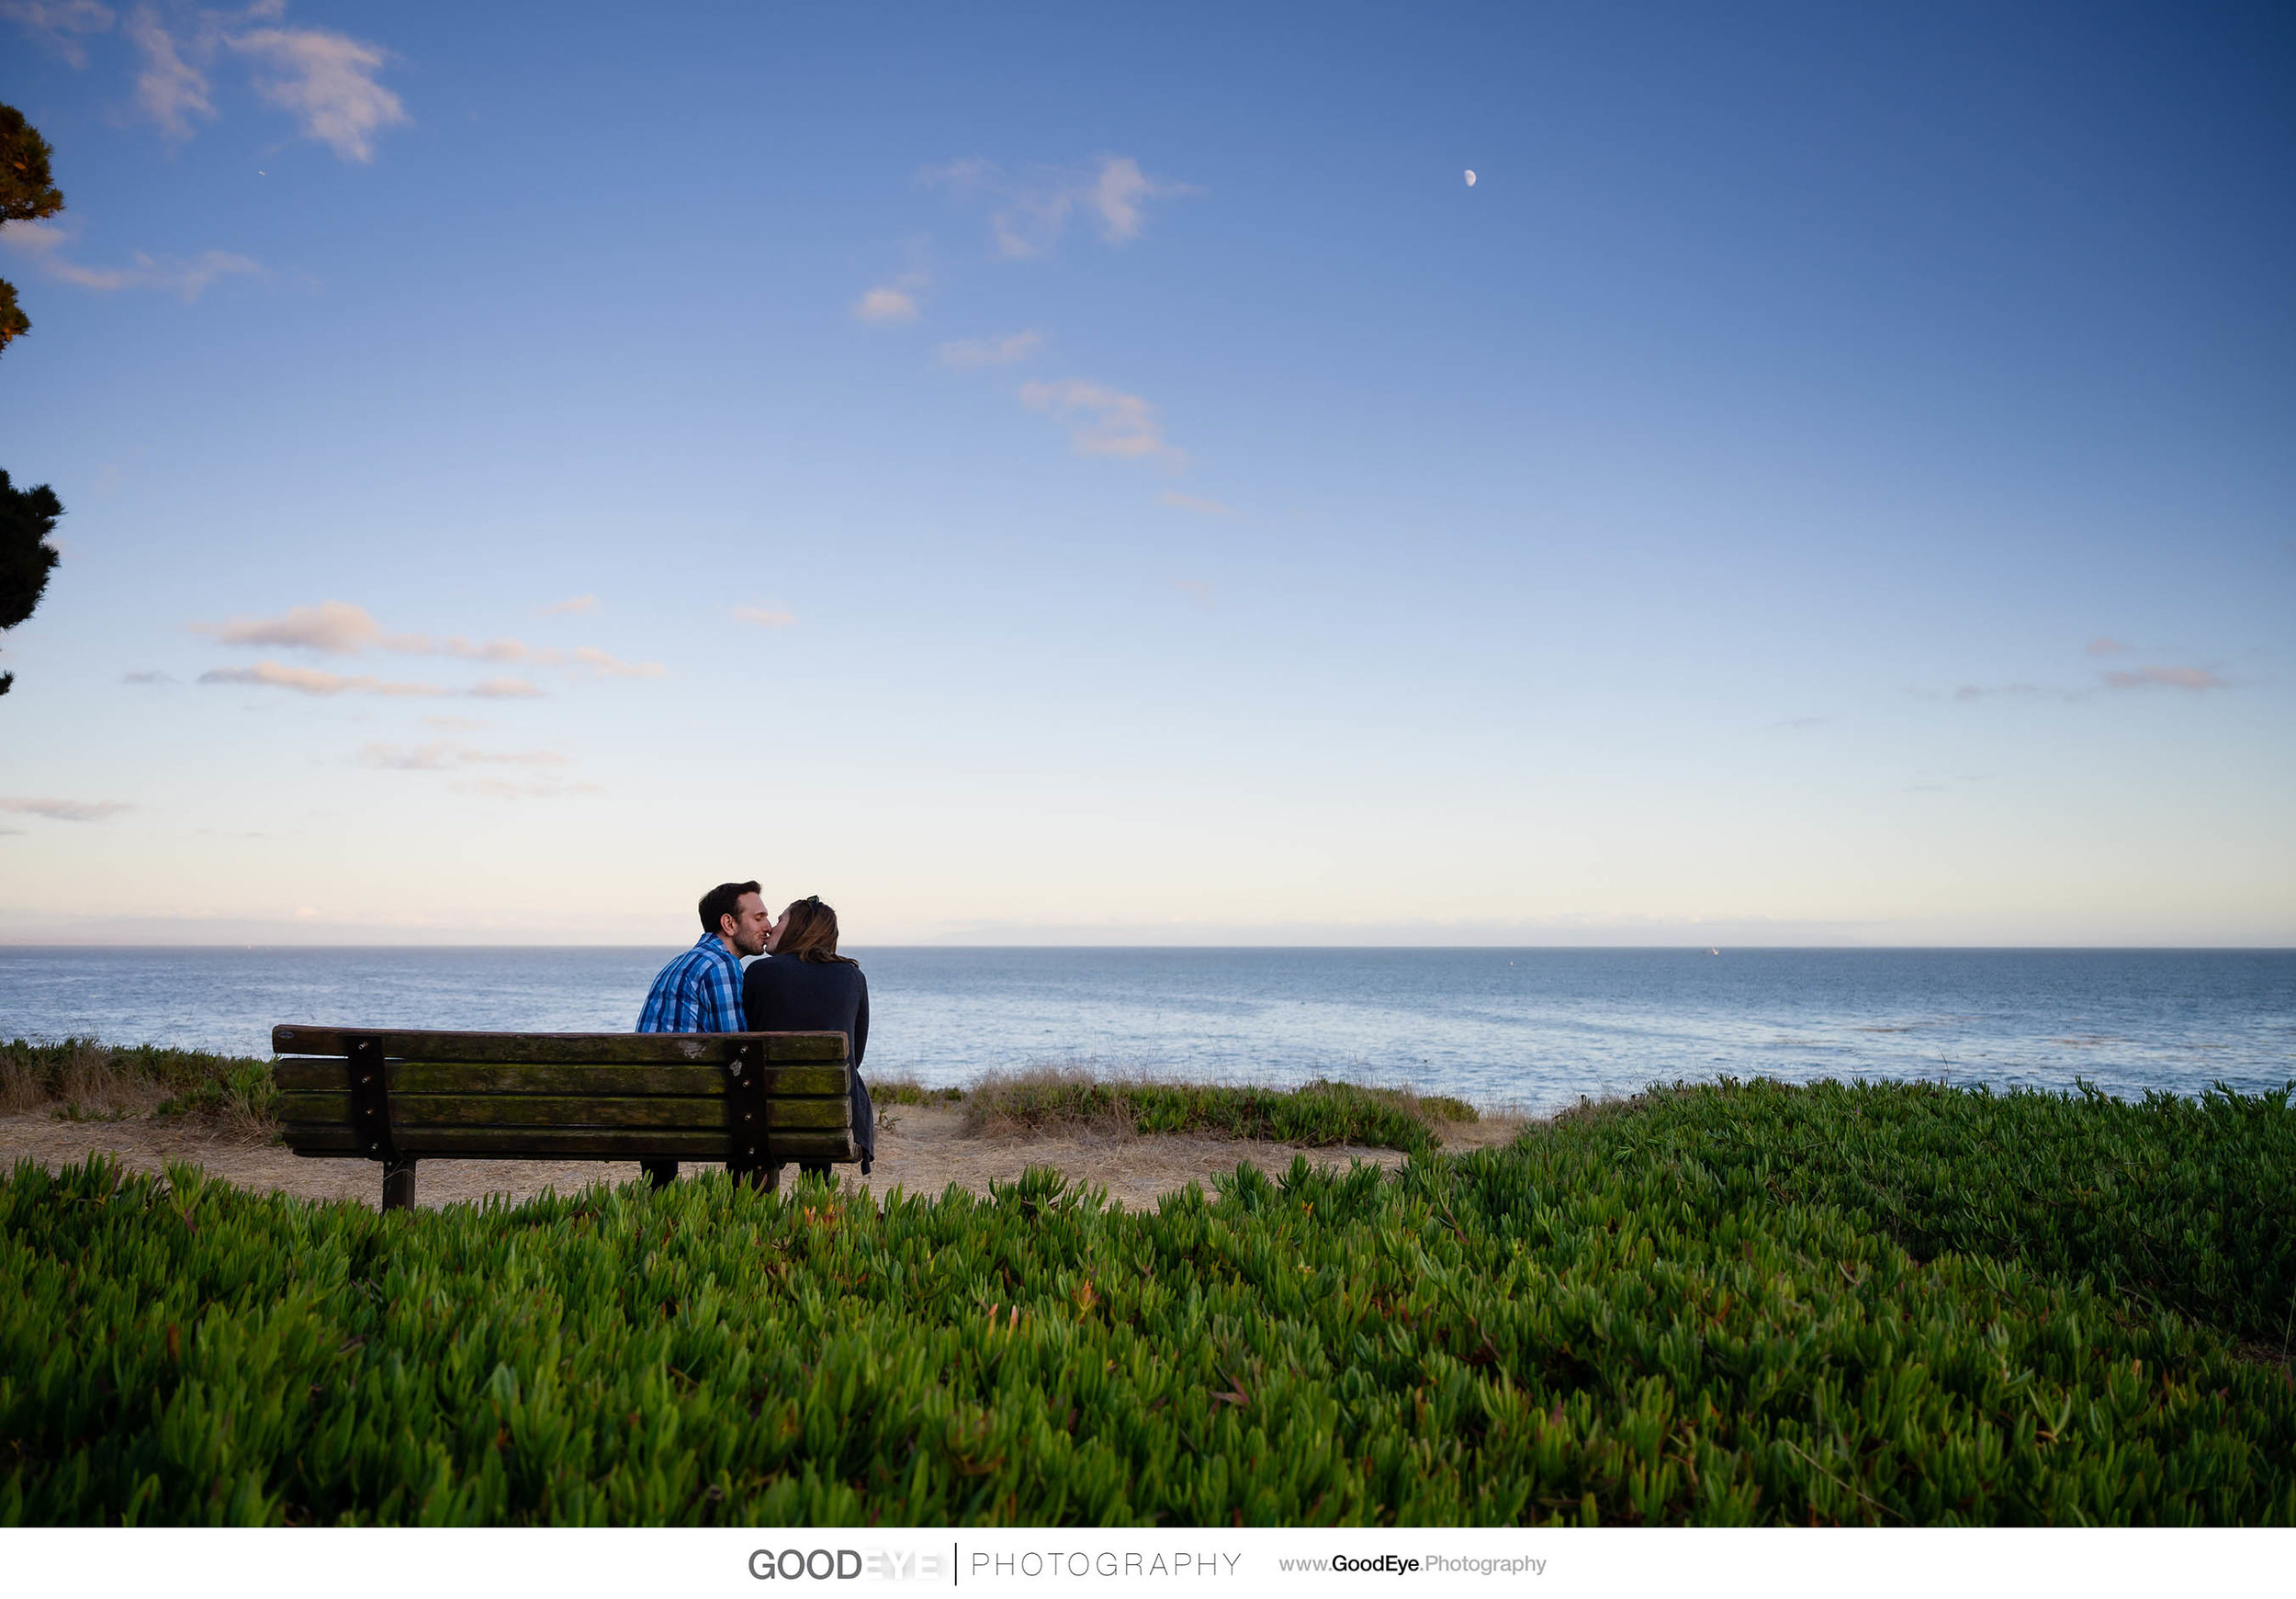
[273,1060,848,1098]
[403,1095,845,1131]
[281,1125,857,1162]
[270,1027,848,1064]
[276,1091,847,1132]
[404,1128,851,1159]
[276,1092,353,1126]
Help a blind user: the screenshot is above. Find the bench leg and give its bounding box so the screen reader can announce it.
[640,1159,680,1189]
[731,1161,781,1192]
[381,1157,417,1212]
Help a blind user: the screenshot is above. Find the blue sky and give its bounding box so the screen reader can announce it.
[1,1,2290,945]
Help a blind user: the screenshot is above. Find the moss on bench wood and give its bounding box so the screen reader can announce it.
[271,1028,848,1064]
[276,1091,850,1132]
[282,1126,857,1161]
[273,1061,848,1098]
[270,1028,864,1202]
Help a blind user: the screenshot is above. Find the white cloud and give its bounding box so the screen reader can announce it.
[1019,378,1183,468]
[203,599,400,653]
[2102,664,2225,692]
[126,5,212,138]
[228,24,406,162]
[1158,490,1233,517]
[926,155,1195,259]
[197,661,549,699]
[121,670,174,684]
[2086,636,2131,656]
[2,0,115,67]
[0,794,132,822]
[939,330,1043,368]
[853,285,920,323]
[197,661,445,697]
[735,605,796,627]
[1090,157,1161,242]
[1942,665,2227,701]
[991,194,1071,261]
[1,220,260,300]
[196,601,663,680]
[1951,682,2073,703]
[540,594,599,615]
[109,4,408,160]
[568,646,666,680]
[917,157,995,193]
[433,636,660,678]
[438,635,534,662]
[360,741,568,771]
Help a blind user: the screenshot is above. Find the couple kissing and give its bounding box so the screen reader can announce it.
[636,881,875,1179]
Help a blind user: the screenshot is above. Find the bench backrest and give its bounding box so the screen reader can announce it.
[271,1025,855,1165]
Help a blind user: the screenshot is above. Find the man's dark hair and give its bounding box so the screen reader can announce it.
[698,880,760,936]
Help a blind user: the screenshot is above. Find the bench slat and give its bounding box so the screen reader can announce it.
[271,1027,848,1064]
[272,1060,848,1098]
[281,1125,855,1161]
[276,1091,848,1132]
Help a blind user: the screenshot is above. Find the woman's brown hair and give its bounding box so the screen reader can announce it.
[774,895,857,964]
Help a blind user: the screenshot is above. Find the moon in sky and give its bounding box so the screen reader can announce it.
[1464,169,1477,186]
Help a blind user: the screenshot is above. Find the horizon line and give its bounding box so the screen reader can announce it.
[4,941,2291,953]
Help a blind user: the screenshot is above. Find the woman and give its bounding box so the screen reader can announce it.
[741,895,875,1179]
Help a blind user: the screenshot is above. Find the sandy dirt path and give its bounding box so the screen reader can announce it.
[0,1104,1525,1212]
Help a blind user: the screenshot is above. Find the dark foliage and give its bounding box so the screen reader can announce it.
[0,102,63,358]
[0,469,62,694]
[0,104,62,222]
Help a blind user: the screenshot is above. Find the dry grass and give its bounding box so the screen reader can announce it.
[0,1053,47,1115]
[52,1043,173,1121]
[872,1068,1499,1148]
[0,1039,277,1136]
[962,1067,1139,1140]
[955,1066,1469,1152]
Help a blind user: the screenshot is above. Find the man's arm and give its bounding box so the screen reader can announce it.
[636,970,681,1031]
[638,950,708,1032]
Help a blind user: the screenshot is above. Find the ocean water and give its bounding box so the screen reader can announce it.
[1,946,2290,1115]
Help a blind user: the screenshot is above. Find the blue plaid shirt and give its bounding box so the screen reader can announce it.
[636,934,746,1032]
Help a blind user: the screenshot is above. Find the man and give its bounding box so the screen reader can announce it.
[634,880,769,1187]
[637,880,771,1033]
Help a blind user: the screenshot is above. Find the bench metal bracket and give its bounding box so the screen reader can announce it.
[349,1035,397,1162]
[726,1040,771,1181]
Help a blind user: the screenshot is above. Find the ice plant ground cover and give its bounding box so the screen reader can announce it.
[1,1077,2290,1525]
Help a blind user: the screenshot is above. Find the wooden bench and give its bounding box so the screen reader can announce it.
[271,1025,859,1210]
